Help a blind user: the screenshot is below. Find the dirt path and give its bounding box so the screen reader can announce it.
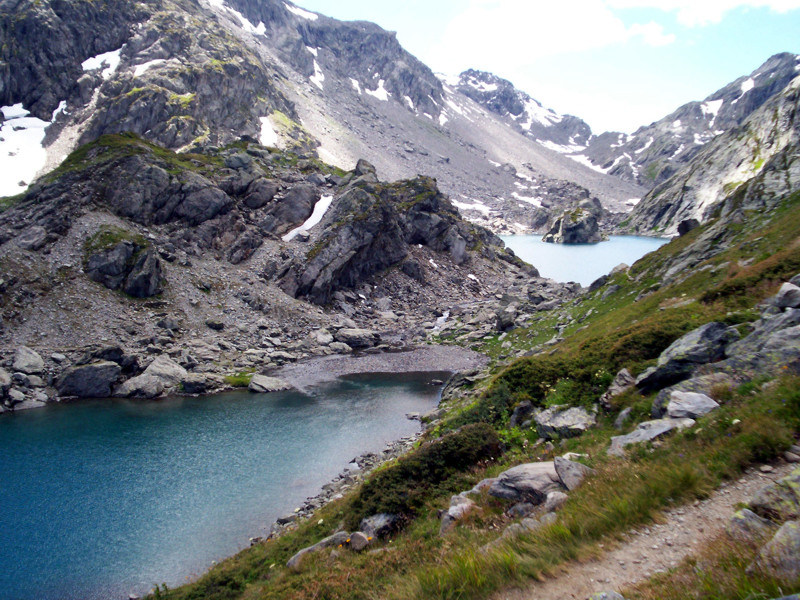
[493,462,795,600]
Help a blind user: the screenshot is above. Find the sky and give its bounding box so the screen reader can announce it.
[294,0,800,133]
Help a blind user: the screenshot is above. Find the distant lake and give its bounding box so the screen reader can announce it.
[501,235,670,286]
[0,372,447,600]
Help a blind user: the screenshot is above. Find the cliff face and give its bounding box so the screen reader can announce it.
[626,76,800,235]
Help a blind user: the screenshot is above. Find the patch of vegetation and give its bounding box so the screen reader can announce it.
[83,225,148,259]
[346,423,502,529]
[223,372,253,388]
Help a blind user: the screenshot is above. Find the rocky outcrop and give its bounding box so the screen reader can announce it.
[56,361,121,398]
[542,202,603,244]
[86,238,162,298]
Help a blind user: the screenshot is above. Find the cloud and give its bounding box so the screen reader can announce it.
[427,0,674,75]
[607,0,800,27]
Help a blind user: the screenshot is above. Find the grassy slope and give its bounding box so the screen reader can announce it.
[154,193,800,600]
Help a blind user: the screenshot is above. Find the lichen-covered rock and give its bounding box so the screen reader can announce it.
[728,508,774,541]
[771,282,800,309]
[542,203,603,244]
[756,520,800,580]
[535,405,596,440]
[652,372,734,418]
[440,495,476,535]
[599,368,635,410]
[749,468,800,522]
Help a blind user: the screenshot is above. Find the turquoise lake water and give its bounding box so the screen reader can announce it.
[501,235,670,287]
[0,372,447,600]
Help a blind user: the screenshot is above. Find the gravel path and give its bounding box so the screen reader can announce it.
[494,462,794,600]
[274,344,487,390]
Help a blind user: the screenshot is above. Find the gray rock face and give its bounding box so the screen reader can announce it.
[509,400,534,428]
[756,520,800,580]
[123,248,162,298]
[749,468,800,522]
[588,593,626,600]
[489,462,562,504]
[542,206,602,244]
[359,513,400,539]
[535,406,596,440]
[608,418,695,456]
[636,322,739,392]
[143,355,187,387]
[249,375,291,393]
[114,374,165,399]
[181,373,208,395]
[13,347,44,375]
[0,367,11,397]
[56,361,121,398]
[333,329,380,349]
[554,456,594,491]
[544,491,568,512]
[666,391,719,419]
[348,531,370,552]
[87,241,162,298]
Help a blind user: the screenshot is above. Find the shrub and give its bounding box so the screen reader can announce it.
[345,423,501,529]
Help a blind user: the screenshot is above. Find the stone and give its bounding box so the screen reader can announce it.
[287,531,350,570]
[114,374,165,399]
[749,468,800,522]
[440,495,476,534]
[636,322,740,392]
[728,508,774,541]
[13,346,44,375]
[244,178,279,209]
[86,241,135,290]
[181,373,208,394]
[652,373,734,418]
[122,248,162,298]
[314,329,334,346]
[771,282,800,309]
[7,388,25,405]
[535,405,596,440]
[588,593,626,600]
[348,531,370,551]
[608,418,696,457]
[143,355,187,386]
[15,225,48,250]
[56,361,121,398]
[50,353,67,363]
[614,407,633,430]
[554,456,594,491]
[354,158,376,177]
[544,491,569,512]
[756,520,800,580]
[496,304,518,332]
[509,400,534,428]
[205,319,225,331]
[508,502,536,518]
[666,391,720,419]
[599,368,635,410]
[489,462,562,504]
[333,328,380,349]
[0,367,11,396]
[249,375,291,393]
[359,513,400,539]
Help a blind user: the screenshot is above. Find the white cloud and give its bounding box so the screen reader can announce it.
[428,0,675,75]
[607,0,800,26]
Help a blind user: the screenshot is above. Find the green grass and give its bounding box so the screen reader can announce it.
[223,373,253,388]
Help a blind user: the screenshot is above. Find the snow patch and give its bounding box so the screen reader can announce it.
[404,96,415,110]
[350,78,361,95]
[537,139,586,154]
[488,159,501,167]
[740,77,755,94]
[133,59,166,77]
[259,116,278,146]
[284,3,318,20]
[511,192,542,207]
[520,99,563,131]
[445,98,464,116]
[634,136,654,155]
[82,48,122,80]
[467,274,480,283]
[0,102,64,197]
[567,154,610,174]
[310,60,325,90]
[365,80,390,102]
[438,113,449,126]
[672,119,682,129]
[701,99,724,128]
[669,143,686,160]
[283,195,334,241]
[306,46,318,57]
[452,199,491,216]
[428,258,439,269]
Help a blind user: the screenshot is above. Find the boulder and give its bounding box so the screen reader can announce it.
[509,400,534,428]
[15,225,48,250]
[677,218,700,236]
[608,418,695,457]
[756,520,800,580]
[636,322,740,392]
[554,456,594,491]
[728,508,774,541]
[544,491,569,512]
[348,531,371,551]
[652,372,734,418]
[205,319,225,331]
[749,468,800,522]
[114,374,165,399]
[249,375,291,393]
[489,462,562,504]
[771,282,800,309]
[614,407,633,430]
[86,241,135,290]
[496,304,518,332]
[535,406,596,439]
[13,346,44,375]
[666,391,719,419]
[359,513,400,539]
[0,367,11,397]
[181,373,209,394]
[333,328,380,349]
[56,361,121,398]
[123,248,162,298]
[354,158,376,177]
[599,368,635,410]
[440,495,476,535]
[287,531,350,571]
[244,178,279,209]
[143,355,187,386]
